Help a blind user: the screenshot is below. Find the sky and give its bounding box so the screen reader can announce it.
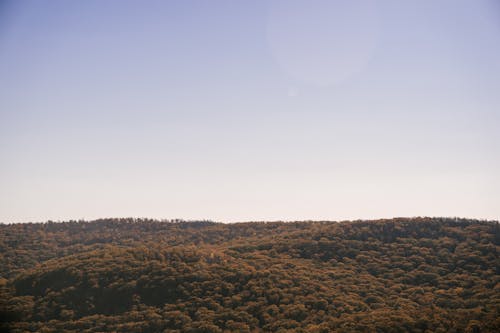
[0,0,499,223]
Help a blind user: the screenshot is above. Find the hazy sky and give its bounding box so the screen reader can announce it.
[1,0,499,223]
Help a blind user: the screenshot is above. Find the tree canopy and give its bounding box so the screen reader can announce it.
[1,217,499,332]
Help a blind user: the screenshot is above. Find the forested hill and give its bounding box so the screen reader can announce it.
[1,217,499,332]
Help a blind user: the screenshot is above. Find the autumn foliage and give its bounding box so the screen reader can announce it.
[0,217,499,332]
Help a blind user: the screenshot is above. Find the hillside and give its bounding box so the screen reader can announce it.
[0,218,499,332]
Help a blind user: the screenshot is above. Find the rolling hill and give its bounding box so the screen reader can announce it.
[1,217,499,332]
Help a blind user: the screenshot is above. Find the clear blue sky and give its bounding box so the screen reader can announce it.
[1,0,499,222]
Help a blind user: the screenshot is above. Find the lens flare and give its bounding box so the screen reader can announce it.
[267,0,379,86]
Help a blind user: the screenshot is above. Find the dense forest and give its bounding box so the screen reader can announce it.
[0,217,499,332]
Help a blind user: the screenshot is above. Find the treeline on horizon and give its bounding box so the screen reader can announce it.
[0,217,499,332]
